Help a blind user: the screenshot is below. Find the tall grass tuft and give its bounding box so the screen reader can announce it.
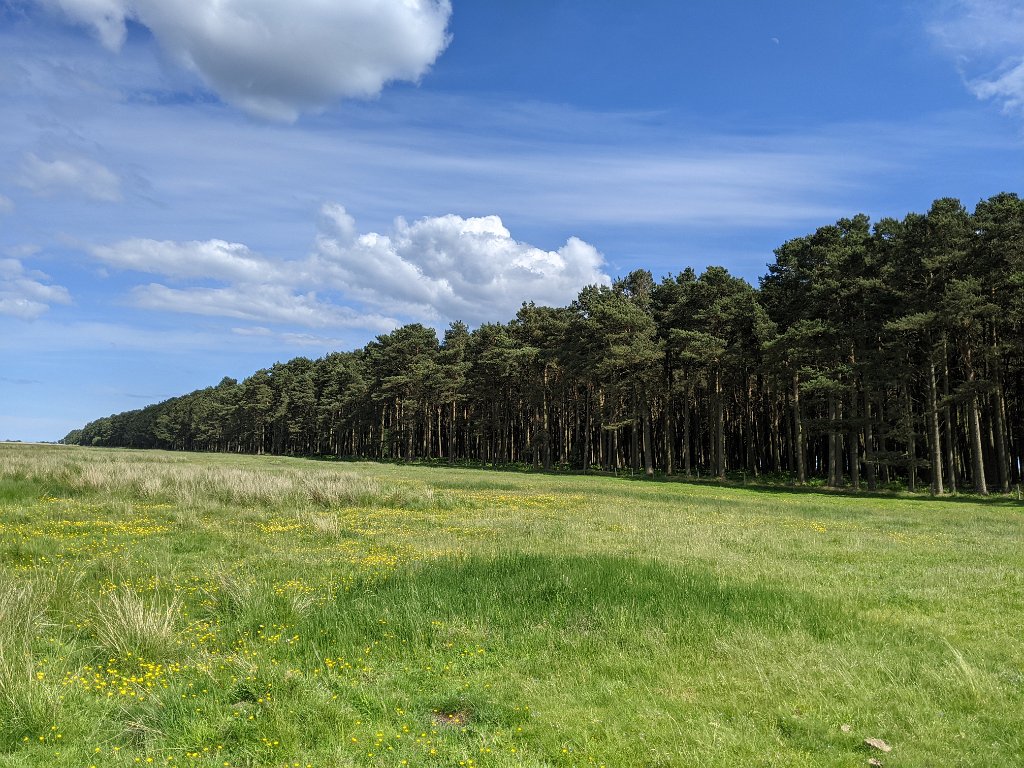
[204,570,258,618]
[0,582,43,645]
[204,570,312,628]
[299,510,342,537]
[94,587,181,660]
[0,581,54,745]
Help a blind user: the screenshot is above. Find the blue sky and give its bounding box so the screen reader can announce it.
[1,0,1023,441]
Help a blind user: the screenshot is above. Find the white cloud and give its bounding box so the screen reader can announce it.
[89,236,394,331]
[0,32,892,243]
[130,283,397,332]
[38,0,452,120]
[313,204,611,325]
[930,0,1024,116]
[970,61,1024,114]
[18,152,122,202]
[87,206,609,330]
[0,257,72,320]
[92,239,281,282]
[0,195,13,215]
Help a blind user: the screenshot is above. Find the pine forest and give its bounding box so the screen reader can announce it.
[64,194,1024,495]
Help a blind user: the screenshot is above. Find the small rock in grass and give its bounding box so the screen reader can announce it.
[841,724,852,733]
[864,738,892,752]
[868,759,884,767]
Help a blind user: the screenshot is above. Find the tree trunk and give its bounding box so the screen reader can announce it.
[543,369,553,471]
[848,385,860,490]
[993,374,1010,493]
[665,390,675,476]
[405,401,413,461]
[793,373,806,484]
[942,342,958,493]
[828,395,839,487]
[642,397,655,478]
[682,383,692,477]
[630,391,640,474]
[864,391,877,491]
[964,345,988,495]
[905,386,916,493]
[448,400,456,463]
[927,360,944,495]
[424,404,431,460]
[771,391,782,473]
[715,369,726,480]
[746,378,758,477]
[583,386,593,474]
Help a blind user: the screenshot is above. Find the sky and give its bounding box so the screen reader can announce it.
[1,0,1023,442]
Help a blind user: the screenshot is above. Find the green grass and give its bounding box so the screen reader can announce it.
[0,443,1021,767]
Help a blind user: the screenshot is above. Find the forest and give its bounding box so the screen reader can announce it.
[64,194,1024,495]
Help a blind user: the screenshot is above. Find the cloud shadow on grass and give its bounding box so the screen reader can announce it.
[332,552,849,649]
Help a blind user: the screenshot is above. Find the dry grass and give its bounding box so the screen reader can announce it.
[298,510,343,536]
[0,445,438,510]
[94,587,182,660]
[0,581,43,647]
[0,580,55,739]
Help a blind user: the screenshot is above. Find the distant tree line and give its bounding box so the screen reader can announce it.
[65,194,1024,494]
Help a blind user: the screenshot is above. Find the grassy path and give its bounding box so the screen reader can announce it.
[1,443,1022,767]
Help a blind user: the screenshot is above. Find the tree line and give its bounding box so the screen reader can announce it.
[64,194,1024,494]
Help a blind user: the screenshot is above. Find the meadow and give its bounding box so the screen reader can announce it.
[0,443,1021,768]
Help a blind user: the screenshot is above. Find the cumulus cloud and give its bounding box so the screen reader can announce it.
[0,258,72,320]
[38,0,453,120]
[88,206,609,330]
[930,0,1024,116]
[312,204,611,325]
[18,152,122,201]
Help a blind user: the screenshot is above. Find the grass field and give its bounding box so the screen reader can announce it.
[0,442,1021,767]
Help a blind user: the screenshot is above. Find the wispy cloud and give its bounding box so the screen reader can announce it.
[231,326,353,350]
[93,239,283,282]
[0,24,914,258]
[929,0,1024,116]
[18,152,122,202]
[0,257,72,319]
[971,62,1024,114]
[0,319,240,352]
[130,283,398,332]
